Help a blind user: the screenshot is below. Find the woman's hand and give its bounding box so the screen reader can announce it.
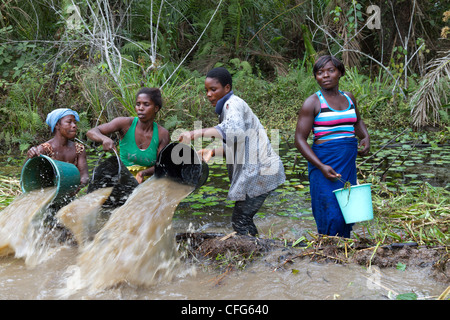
[27,146,41,159]
[178,131,193,144]
[135,167,155,184]
[358,137,370,156]
[136,171,145,184]
[197,149,215,163]
[320,164,341,182]
[101,137,116,151]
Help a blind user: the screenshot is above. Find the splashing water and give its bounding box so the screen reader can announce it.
[63,177,195,295]
[56,187,113,246]
[0,187,58,266]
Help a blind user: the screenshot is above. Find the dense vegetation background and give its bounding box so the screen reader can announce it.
[0,0,448,153]
[0,0,449,251]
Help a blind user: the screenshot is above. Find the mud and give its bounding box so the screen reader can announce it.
[177,232,276,268]
[177,232,450,285]
[352,246,449,284]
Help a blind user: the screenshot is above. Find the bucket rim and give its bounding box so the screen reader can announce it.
[20,154,80,202]
[155,141,208,188]
[90,149,122,185]
[332,182,372,194]
[156,141,203,167]
[20,154,61,193]
[41,154,61,191]
[157,141,202,162]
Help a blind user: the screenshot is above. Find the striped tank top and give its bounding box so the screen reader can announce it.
[313,90,357,141]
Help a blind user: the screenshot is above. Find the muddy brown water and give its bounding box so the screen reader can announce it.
[0,143,449,300]
[0,195,447,300]
[0,243,446,300]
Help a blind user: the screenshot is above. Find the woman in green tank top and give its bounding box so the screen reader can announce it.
[87,88,170,183]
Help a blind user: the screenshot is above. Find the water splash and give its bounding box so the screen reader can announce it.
[56,187,113,246]
[0,187,59,267]
[62,177,195,295]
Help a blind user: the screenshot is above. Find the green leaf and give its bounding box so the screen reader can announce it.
[396,262,406,271]
[292,236,307,247]
[396,293,417,300]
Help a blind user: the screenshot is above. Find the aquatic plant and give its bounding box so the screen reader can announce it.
[370,182,449,246]
[410,51,450,128]
[0,174,20,210]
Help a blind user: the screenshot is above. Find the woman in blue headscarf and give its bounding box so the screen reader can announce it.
[27,108,89,188]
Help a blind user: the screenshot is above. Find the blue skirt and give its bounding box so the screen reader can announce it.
[308,138,358,238]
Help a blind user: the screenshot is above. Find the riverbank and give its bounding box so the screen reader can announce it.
[176,232,449,299]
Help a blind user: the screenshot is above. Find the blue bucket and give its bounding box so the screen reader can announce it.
[333,183,373,224]
[20,155,80,206]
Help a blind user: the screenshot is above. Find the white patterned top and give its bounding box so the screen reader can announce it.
[215,94,285,201]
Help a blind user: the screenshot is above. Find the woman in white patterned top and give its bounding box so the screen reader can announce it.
[179,67,285,236]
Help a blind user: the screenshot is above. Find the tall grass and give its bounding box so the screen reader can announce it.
[0,66,52,152]
[368,182,450,246]
[0,56,446,155]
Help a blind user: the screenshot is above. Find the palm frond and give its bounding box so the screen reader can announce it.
[410,51,450,128]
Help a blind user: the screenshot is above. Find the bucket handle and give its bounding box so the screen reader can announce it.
[112,148,121,174]
[90,148,122,185]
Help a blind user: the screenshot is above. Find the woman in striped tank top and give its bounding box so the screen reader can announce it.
[294,55,370,238]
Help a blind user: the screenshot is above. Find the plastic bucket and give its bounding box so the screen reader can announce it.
[21,155,80,205]
[155,142,209,188]
[87,150,139,208]
[333,183,373,224]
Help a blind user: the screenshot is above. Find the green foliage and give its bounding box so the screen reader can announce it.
[0,0,449,154]
[0,65,52,146]
[396,292,418,300]
[340,67,414,128]
[368,181,450,246]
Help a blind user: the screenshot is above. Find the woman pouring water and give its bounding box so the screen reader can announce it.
[27,108,89,189]
[294,55,370,238]
[87,87,170,183]
[179,67,285,237]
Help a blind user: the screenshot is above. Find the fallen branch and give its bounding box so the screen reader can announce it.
[438,285,450,300]
[219,232,237,241]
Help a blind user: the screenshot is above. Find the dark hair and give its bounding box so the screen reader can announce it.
[313,55,345,77]
[206,67,233,89]
[136,87,162,109]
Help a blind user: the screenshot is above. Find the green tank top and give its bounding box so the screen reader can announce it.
[119,118,159,167]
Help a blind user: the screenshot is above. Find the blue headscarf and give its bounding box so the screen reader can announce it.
[46,108,80,132]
